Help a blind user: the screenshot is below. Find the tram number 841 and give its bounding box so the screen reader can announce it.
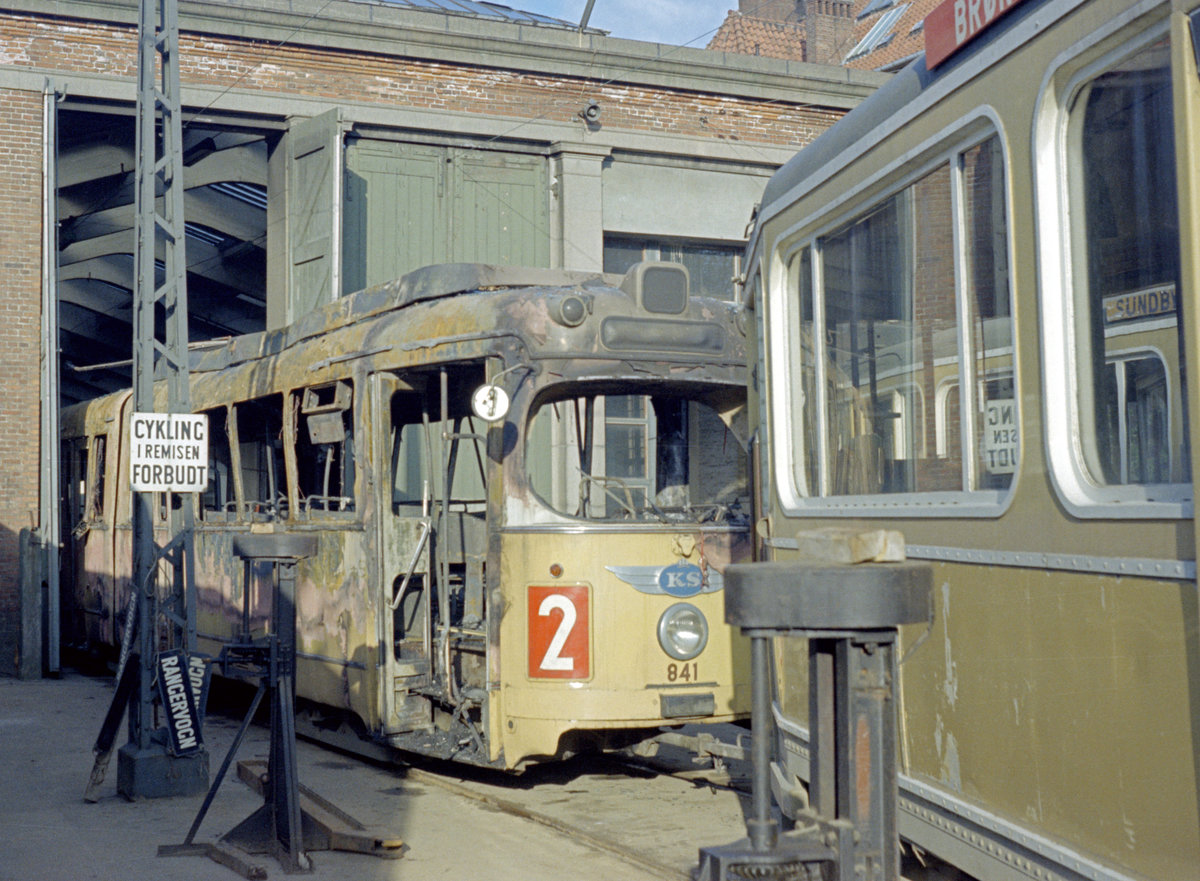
[666,662,700,683]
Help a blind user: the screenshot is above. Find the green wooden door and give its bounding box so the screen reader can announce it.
[344,140,549,293]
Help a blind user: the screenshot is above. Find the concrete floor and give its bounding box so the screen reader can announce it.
[0,671,749,881]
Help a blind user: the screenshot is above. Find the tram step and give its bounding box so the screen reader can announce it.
[391,690,433,730]
[393,659,430,678]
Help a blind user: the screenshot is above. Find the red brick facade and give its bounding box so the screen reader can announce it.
[1,11,842,148]
[0,87,42,675]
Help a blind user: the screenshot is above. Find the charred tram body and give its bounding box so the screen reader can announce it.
[61,263,752,769]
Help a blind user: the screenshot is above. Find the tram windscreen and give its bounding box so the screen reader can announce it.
[526,388,750,525]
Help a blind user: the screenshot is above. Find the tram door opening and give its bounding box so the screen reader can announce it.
[376,367,490,734]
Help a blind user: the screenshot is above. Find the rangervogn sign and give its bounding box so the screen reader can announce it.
[155,649,203,756]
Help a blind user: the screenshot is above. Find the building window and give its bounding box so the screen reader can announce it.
[603,235,741,300]
[844,4,909,62]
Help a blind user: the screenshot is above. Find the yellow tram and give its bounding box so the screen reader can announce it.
[743,0,1199,877]
[61,262,752,769]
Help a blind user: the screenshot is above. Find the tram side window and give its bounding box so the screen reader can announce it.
[789,248,820,496]
[790,133,1014,501]
[235,395,287,520]
[389,388,486,514]
[1070,38,1188,487]
[294,381,356,515]
[61,439,87,531]
[963,136,1015,488]
[201,407,234,521]
[87,435,106,522]
[821,163,960,495]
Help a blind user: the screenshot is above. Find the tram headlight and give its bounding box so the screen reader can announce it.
[551,295,588,327]
[657,602,708,661]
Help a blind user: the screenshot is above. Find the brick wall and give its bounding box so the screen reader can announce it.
[805,0,855,66]
[0,11,842,149]
[0,87,42,676]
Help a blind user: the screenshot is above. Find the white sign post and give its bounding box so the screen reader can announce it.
[130,412,209,492]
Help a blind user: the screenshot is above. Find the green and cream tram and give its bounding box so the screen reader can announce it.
[743,0,1199,877]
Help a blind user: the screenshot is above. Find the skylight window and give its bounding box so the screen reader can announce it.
[208,182,267,211]
[845,4,909,61]
[858,0,895,20]
[185,223,226,248]
[353,0,575,28]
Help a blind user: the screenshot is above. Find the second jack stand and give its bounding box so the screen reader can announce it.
[698,561,932,881]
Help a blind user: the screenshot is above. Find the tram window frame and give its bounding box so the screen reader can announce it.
[524,384,751,525]
[1038,23,1191,518]
[86,434,106,523]
[233,394,288,521]
[389,371,489,516]
[773,127,1016,516]
[200,406,235,522]
[293,380,357,518]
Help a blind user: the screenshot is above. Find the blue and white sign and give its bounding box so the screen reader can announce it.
[606,560,723,598]
[155,649,203,756]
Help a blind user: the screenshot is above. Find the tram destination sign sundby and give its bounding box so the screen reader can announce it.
[129,412,209,492]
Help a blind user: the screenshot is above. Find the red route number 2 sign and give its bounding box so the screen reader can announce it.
[527,585,590,679]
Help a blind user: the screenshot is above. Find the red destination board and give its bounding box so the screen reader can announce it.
[925,0,1033,69]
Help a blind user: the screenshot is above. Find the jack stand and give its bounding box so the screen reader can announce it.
[698,562,931,881]
[159,533,405,878]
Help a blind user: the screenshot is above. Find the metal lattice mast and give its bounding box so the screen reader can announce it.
[124,0,205,794]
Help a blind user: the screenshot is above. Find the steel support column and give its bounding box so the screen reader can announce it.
[118,0,207,799]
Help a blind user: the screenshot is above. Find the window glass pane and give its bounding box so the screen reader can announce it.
[603,235,740,300]
[821,163,960,495]
[678,244,736,299]
[605,394,644,419]
[1071,38,1188,486]
[527,387,749,524]
[602,237,648,277]
[605,422,647,479]
[963,136,1016,488]
[789,248,819,495]
[1123,355,1170,483]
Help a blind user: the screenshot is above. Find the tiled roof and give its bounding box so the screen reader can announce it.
[707,0,947,72]
[707,11,808,63]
